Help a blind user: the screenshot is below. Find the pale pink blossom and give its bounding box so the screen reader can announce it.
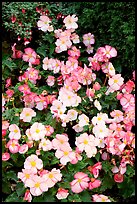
[86,45,94,54]
[88,178,101,190]
[97,45,117,59]
[70,33,80,44]
[52,134,69,150]
[24,154,43,174]
[70,172,90,193]
[55,145,75,165]
[18,169,36,185]
[93,123,109,139]
[92,194,111,202]
[34,95,48,110]
[56,188,69,200]
[92,113,108,126]
[18,84,31,95]
[78,114,89,127]
[42,168,62,188]
[94,99,102,111]
[55,36,72,52]
[29,175,48,196]
[50,99,66,117]
[8,124,21,140]
[19,144,29,154]
[63,15,78,30]
[108,74,124,93]
[22,48,37,64]
[20,108,36,122]
[83,33,95,46]
[2,120,10,130]
[46,75,55,86]
[75,133,99,158]
[39,138,52,151]
[29,122,46,141]
[6,89,14,98]
[101,62,116,76]
[23,190,32,202]
[2,152,10,161]
[93,82,101,91]
[70,147,82,164]
[72,124,84,133]
[67,109,78,121]
[6,139,20,153]
[37,15,52,32]
[86,88,95,100]
[110,110,123,123]
[45,125,54,136]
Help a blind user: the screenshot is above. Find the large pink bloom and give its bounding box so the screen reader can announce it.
[22,48,37,64]
[70,172,90,193]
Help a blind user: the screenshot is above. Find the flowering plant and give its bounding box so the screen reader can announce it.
[2,10,135,202]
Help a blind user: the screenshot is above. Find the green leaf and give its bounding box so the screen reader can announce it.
[95,152,100,162]
[37,46,47,57]
[68,194,82,202]
[16,182,26,197]
[79,190,92,202]
[6,170,18,182]
[5,192,24,202]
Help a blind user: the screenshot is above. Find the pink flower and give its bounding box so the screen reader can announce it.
[56,188,69,200]
[29,175,48,196]
[5,78,12,88]
[68,46,80,59]
[42,168,62,188]
[34,95,48,110]
[6,139,20,153]
[97,45,117,59]
[29,122,46,141]
[93,82,101,91]
[114,173,124,183]
[22,48,37,64]
[83,33,95,46]
[37,15,52,32]
[39,138,52,151]
[88,162,102,178]
[24,154,43,174]
[20,108,36,122]
[45,125,54,136]
[11,15,16,23]
[86,88,95,99]
[46,75,55,86]
[92,194,111,202]
[8,124,21,140]
[55,145,75,165]
[18,169,36,184]
[110,110,123,123]
[18,84,31,95]
[2,120,10,130]
[63,15,78,30]
[88,178,101,190]
[6,89,14,98]
[108,74,124,92]
[75,133,99,158]
[23,190,32,202]
[2,152,10,161]
[70,172,90,193]
[19,144,29,154]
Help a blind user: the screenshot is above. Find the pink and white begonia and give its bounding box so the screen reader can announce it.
[24,154,43,174]
[46,75,55,86]
[92,112,108,126]
[6,139,20,153]
[97,45,117,59]
[23,190,32,202]
[75,133,99,158]
[2,152,10,161]
[83,33,95,46]
[70,172,90,193]
[45,125,54,136]
[37,15,53,32]
[66,109,78,121]
[55,145,75,165]
[63,15,78,30]
[107,74,124,94]
[56,188,69,200]
[93,123,109,139]
[18,168,36,185]
[39,138,52,151]
[78,114,89,127]
[8,124,21,140]
[22,48,37,64]
[19,144,29,154]
[28,175,48,196]
[29,122,46,141]
[20,108,36,122]
[50,99,66,117]
[52,134,69,150]
[42,168,62,188]
[94,99,102,111]
[92,194,111,202]
[88,162,102,178]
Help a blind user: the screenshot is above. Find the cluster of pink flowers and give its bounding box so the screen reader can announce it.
[18,154,62,197]
[2,12,135,202]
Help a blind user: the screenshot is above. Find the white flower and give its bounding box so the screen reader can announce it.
[94,99,102,110]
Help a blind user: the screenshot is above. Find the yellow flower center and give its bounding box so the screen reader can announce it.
[14,129,18,133]
[100,129,103,132]
[98,117,101,121]
[11,143,15,147]
[84,139,88,145]
[25,173,30,179]
[64,151,69,156]
[60,140,64,144]
[36,129,40,133]
[68,95,72,100]
[26,113,30,116]
[35,182,40,188]
[114,79,118,83]
[77,178,82,183]
[49,173,54,179]
[30,161,36,167]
